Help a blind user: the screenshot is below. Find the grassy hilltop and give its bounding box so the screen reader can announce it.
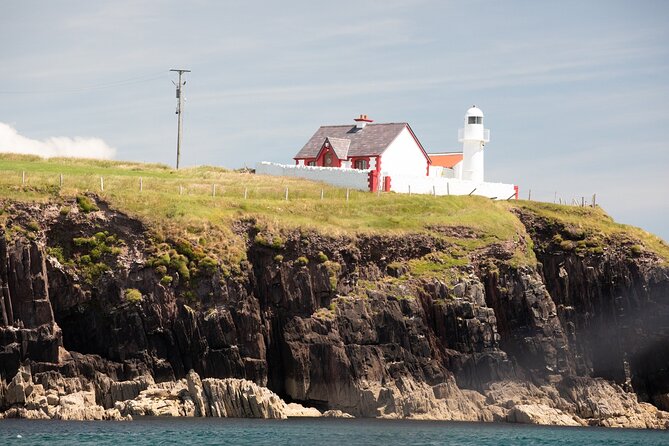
[1,154,667,273]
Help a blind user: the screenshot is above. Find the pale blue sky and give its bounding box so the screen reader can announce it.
[2,1,668,239]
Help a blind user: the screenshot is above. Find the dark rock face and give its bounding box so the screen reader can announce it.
[514,209,669,410]
[1,229,62,378]
[1,199,668,420]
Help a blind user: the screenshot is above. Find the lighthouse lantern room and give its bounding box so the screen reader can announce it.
[458,105,490,183]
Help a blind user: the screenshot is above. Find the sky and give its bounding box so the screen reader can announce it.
[2,0,668,239]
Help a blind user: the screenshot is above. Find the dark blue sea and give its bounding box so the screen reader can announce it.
[0,418,667,445]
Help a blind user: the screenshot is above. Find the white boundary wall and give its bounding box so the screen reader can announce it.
[256,162,516,200]
[256,162,370,190]
[389,174,516,199]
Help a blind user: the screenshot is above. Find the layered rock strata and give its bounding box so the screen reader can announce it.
[1,199,668,428]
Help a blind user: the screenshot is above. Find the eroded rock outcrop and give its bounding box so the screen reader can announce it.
[1,365,127,420]
[114,370,289,419]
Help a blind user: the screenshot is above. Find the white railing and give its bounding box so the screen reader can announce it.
[457,128,490,142]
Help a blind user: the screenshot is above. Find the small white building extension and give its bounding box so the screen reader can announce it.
[256,107,518,199]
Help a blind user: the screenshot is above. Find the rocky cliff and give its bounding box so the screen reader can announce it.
[1,197,668,428]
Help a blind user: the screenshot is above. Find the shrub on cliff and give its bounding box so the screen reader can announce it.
[124,288,143,303]
[76,195,98,213]
[198,256,218,273]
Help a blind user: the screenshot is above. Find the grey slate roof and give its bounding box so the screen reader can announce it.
[294,123,408,159]
[325,137,351,159]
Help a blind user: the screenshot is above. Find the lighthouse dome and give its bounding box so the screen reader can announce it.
[464,105,484,125]
[465,105,484,118]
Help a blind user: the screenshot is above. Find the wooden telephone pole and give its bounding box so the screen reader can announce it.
[170,69,190,170]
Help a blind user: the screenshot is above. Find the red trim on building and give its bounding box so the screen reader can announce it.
[350,156,371,170]
[368,170,378,192]
[314,143,342,168]
[404,124,432,167]
[354,114,374,123]
[514,185,519,200]
[384,176,392,192]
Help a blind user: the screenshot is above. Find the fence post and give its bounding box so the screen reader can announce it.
[244,187,248,199]
[320,189,324,200]
[408,185,411,196]
[581,196,585,207]
[59,174,63,187]
[377,188,381,198]
[528,189,531,201]
[346,188,350,202]
[553,191,557,203]
[212,184,216,197]
[432,185,436,196]
[22,171,25,186]
[179,185,183,196]
[100,176,104,192]
[592,193,596,207]
[447,182,450,196]
[139,177,143,192]
[284,187,288,201]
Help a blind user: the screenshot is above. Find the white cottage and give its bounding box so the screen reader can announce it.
[293,115,430,191]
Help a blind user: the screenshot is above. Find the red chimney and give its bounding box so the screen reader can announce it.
[354,114,373,129]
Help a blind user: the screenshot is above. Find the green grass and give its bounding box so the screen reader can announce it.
[511,200,669,263]
[0,154,523,236]
[1,154,665,271]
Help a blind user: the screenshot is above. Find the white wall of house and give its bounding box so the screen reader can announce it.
[256,162,370,190]
[380,127,429,178]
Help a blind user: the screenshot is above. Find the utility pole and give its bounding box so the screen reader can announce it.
[170,69,190,169]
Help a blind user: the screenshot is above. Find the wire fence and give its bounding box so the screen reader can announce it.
[524,187,598,208]
[1,169,377,203]
[2,169,598,207]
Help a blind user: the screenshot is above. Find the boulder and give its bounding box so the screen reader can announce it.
[507,404,583,426]
[186,370,208,416]
[285,403,322,417]
[56,390,125,420]
[322,410,354,418]
[5,365,33,406]
[202,377,287,419]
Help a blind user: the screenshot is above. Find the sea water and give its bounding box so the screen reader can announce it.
[0,418,667,445]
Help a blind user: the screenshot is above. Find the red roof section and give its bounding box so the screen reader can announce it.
[430,153,463,168]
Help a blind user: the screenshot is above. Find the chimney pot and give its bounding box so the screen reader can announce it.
[354,114,373,128]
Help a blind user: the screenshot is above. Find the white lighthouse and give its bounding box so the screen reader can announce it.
[458,105,490,183]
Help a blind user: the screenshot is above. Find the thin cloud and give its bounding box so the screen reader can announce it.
[0,122,116,159]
